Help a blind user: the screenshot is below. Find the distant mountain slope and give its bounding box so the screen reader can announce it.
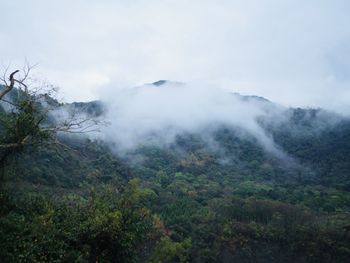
[9,82,349,192]
[2,83,350,262]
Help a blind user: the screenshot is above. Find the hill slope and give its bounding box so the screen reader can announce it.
[1,86,350,262]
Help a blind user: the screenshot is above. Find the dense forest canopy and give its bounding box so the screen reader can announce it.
[0,73,350,262]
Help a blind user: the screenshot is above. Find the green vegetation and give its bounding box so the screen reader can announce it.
[1,75,349,262]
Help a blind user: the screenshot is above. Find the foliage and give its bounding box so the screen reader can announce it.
[147,237,191,263]
[0,181,171,262]
[1,80,350,262]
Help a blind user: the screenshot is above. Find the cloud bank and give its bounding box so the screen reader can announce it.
[99,81,286,157]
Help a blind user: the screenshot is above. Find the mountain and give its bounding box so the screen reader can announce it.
[1,84,350,262]
[150,80,184,86]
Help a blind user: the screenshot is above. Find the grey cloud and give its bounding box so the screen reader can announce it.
[0,0,349,113]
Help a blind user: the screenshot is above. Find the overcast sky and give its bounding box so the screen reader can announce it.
[1,0,350,113]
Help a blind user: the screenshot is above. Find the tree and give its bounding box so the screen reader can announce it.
[0,180,167,262]
[0,65,99,167]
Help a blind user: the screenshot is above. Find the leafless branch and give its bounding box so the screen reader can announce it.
[0,65,103,157]
[0,70,20,100]
[0,63,11,86]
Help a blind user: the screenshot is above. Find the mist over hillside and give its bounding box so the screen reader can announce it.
[5,80,348,189]
[1,80,350,262]
[2,0,350,261]
[72,80,346,164]
[55,80,349,189]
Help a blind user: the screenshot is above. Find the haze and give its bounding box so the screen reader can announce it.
[1,0,350,114]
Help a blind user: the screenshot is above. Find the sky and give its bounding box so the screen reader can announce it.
[0,0,350,114]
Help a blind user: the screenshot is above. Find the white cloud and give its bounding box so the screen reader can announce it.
[99,81,289,155]
[0,0,349,113]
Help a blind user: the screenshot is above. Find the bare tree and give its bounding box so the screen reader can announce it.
[0,65,101,165]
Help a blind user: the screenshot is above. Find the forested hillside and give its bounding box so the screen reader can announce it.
[1,84,350,262]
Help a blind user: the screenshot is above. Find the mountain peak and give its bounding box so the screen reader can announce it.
[150,80,184,87]
[152,80,168,86]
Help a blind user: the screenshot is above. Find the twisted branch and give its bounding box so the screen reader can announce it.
[0,70,19,100]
